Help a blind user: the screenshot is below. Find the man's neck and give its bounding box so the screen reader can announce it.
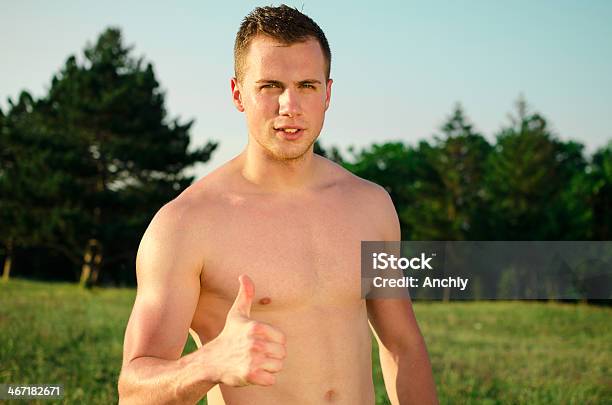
[239,141,319,193]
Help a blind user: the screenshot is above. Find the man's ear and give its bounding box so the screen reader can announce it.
[325,78,333,111]
[231,77,245,112]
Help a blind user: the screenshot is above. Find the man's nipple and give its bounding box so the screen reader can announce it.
[259,297,271,305]
[324,389,337,401]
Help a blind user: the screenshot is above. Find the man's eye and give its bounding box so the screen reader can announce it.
[301,84,315,89]
[261,84,279,89]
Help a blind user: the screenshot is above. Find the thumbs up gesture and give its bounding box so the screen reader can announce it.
[204,275,287,387]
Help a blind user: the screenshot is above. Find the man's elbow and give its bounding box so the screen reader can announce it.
[117,368,135,404]
[117,373,127,403]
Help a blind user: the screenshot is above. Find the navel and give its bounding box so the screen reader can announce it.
[259,297,271,305]
[324,389,337,401]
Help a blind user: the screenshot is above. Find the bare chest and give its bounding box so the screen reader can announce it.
[199,194,377,311]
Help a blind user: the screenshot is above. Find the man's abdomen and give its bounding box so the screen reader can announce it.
[206,303,375,405]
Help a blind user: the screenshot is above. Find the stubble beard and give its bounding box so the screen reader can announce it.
[257,133,318,163]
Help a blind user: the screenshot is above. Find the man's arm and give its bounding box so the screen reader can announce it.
[118,201,286,404]
[117,201,213,404]
[366,188,438,405]
[368,299,438,405]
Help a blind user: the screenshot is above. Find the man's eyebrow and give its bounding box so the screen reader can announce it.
[298,79,322,85]
[254,79,322,85]
[255,79,283,85]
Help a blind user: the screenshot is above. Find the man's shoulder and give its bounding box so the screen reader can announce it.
[319,157,399,239]
[148,169,231,237]
[320,157,393,208]
[144,195,204,248]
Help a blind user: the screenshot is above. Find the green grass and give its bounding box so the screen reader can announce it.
[1,279,610,404]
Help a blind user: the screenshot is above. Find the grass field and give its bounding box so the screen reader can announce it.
[0,279,610,404]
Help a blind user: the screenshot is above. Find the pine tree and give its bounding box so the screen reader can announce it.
[428,103,492,240]
[484,96,587,239]
[24,27,217,285]
[0,92,69,280]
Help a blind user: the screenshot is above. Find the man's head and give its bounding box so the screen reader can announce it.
[231,5,333,162]
[234,4,331,83]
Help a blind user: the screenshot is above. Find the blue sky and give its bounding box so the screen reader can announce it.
[1,0,610,176]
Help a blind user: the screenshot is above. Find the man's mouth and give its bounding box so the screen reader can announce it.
[274,126,304,140]
[274,127,303,133]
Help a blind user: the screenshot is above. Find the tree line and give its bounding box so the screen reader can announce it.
[1,28,610,286]
[317,101,611,243]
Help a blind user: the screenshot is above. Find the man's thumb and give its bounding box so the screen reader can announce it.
[229,274,254,318]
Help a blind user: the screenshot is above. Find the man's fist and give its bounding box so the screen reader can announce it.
[203,274,287,387]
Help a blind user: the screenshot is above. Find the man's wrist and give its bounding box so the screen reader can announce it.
[187,340,222,385]
[172,345,221,404]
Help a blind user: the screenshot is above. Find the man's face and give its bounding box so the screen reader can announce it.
[231,35,332,161]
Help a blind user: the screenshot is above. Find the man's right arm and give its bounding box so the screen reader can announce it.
[117,201,215,404]
[117,202,286,404]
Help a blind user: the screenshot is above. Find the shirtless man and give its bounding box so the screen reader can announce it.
[118,5,438,404]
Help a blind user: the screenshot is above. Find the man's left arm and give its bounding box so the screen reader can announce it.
[366,188,438,405]
[367,299,438,405]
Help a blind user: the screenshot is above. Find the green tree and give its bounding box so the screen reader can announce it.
[428,103,492,240]
[34,27,217,285]
[484,96,588,239]
[587,142,612,239]
[0,92,76,280]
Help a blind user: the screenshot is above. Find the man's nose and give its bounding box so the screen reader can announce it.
[278,88,302,117]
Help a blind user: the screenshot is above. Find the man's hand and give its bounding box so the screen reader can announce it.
[202,274,287,387]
